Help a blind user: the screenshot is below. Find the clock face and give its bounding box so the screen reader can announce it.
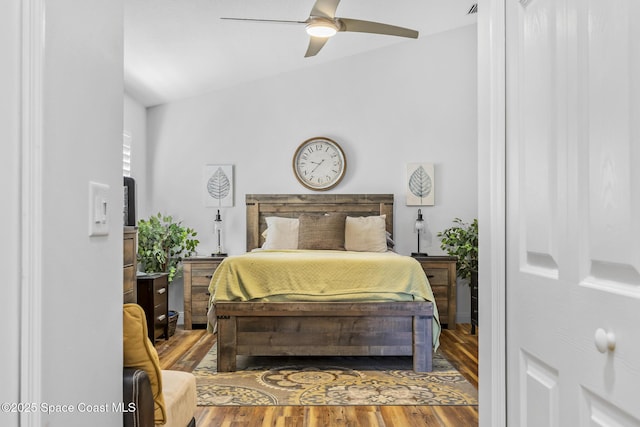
[293,137,346,191]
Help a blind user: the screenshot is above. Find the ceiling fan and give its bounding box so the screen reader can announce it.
[221,0,419,57]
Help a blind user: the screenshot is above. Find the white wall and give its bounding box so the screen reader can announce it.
[0,0,124,425]
[124,93,150,219]
[146,24,478,323]
[42,1,123,424]
[0,1,22,425]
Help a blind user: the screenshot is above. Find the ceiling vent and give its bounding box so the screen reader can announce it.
[467,4,478,14]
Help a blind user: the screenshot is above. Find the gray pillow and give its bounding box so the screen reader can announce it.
[297,213,347,250]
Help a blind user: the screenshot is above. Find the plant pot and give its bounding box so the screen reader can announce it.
[168,310,179,337]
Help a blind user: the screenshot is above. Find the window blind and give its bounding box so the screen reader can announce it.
[123,131,131,177]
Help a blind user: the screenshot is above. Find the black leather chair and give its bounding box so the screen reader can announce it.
[123,367,196,427]
[123,368,155,427]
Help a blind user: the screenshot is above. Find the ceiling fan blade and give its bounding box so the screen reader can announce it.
[305,36,330,57]
[310,0,341,19]
[220,17,307,25]
[338,18,418,39]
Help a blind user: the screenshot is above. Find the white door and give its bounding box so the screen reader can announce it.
[505,0,640,425]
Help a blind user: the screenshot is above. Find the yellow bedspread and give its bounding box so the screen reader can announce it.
[207,250,440,347]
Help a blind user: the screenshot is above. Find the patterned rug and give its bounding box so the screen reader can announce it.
[194,345,478,406]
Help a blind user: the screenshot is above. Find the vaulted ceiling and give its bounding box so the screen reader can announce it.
[124,0,477,107]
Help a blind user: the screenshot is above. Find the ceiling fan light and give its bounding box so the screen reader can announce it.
[305,22,337,37]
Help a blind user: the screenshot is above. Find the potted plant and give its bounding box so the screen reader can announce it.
[437,217,478,282]
[137,213,200,283]
[438,217,479,333]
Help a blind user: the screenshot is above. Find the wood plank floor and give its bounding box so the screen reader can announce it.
[155,323,478,426]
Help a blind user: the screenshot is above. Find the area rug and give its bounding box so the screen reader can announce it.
[193,345,478,406]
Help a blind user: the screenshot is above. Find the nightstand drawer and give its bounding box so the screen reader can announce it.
[422,268,448,286]
[183,257,226,329]
[192,274,214,287]
[430,283,449,299]
[412,256,457,329]
[192,285,210,301]
[191,263,220,285]
[192,302,209,318]
[431,284,449,301]
[153,298,168,317]
[191,285,211,323]
[153,281,168,297]
[153,301,168,340]
[431,285,449,323]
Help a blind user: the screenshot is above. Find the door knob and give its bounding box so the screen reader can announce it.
[594,328,616,353]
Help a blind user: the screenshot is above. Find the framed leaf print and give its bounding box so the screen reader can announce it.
[203,164,234,207]
[406,163,435,206]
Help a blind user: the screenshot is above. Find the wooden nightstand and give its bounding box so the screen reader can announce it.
[136,273,169,344]
[412,255,457,329]
[183,256,226,329]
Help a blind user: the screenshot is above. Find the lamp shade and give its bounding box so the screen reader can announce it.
[414,209,425,231]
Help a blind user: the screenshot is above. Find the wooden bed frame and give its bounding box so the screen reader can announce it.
[214,194,435,372]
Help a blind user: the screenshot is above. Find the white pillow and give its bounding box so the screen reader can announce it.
[344,215,388,252]
[262,217,299,249]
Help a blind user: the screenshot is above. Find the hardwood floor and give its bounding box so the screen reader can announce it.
[155,323,478,426]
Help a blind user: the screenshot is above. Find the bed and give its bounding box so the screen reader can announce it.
[208,194,439,372]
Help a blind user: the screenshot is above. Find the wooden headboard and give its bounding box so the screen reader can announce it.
[246,194,394,251]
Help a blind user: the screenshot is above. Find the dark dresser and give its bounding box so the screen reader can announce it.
[136,273,169,344]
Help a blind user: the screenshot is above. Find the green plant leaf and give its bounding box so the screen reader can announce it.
[437,218,478,282]
[136,212,200,283]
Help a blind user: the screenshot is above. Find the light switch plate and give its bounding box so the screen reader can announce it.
[89,181,110,236]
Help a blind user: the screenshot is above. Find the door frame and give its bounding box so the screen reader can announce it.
[478,0,507,426]
[16,0,46,425]
[8,0,510,425]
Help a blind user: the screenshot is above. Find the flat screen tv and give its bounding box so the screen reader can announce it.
[123,176,136,227]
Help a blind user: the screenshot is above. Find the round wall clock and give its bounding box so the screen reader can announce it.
[292,137,347,191]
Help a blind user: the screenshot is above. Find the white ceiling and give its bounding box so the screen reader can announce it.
[124,0,477,107]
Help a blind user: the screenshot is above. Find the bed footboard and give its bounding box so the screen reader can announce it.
[215,301,434,372]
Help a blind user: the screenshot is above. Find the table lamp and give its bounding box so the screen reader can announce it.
[212,209,227,256]
[411,208,428,256]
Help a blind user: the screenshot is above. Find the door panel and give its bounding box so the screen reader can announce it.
[521,351,559,427]
[515,0,565,278]
[580,0,640,290]
[506,0,640,425]
[581,389,640,427]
